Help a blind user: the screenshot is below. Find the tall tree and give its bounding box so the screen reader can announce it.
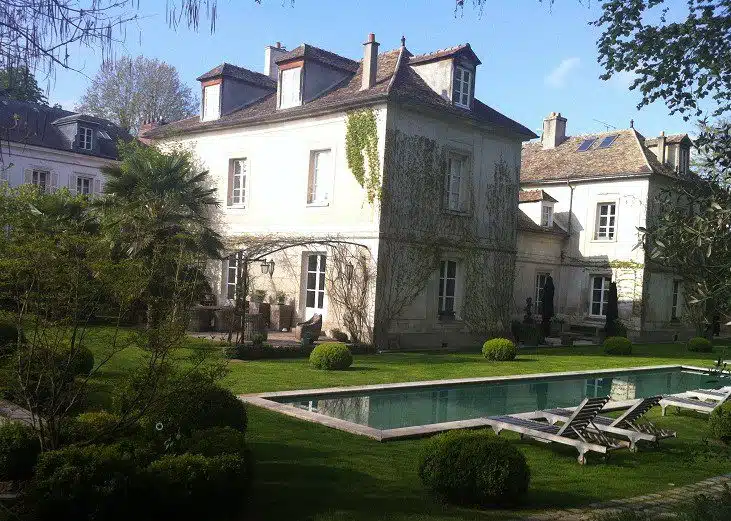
[0,67,47,104]
[77,56,198,134]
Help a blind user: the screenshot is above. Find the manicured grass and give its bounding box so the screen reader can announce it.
[84,330,731,520]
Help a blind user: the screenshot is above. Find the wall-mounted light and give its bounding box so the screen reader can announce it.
[260,259,275,276]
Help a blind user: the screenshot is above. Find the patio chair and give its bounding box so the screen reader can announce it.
[660,387,731,416]
[484,396,628,464]
[542,395,676,451]
[295,313,322,342]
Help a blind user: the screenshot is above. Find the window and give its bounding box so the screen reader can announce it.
[590,275,611,316]
[76,176,93,195]
[577,138,597,152]
[229,158,247,207]
[438,260,457,315]
[595,202,616,240]
[541,204,553,227]
[444,153,468,212]
[226,252,243,300]
[678,146,690,174]
[452,65,472,108]
[671,280,681,320]
[202,83,221,121]
[279,67,302,109]
[535,272,550,312]
[596,135,619,149]
[308,150,332,205]
[78,126,93,150]
[305,254,326,311]
[31,169,50,193]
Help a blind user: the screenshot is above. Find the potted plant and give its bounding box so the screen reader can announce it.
[249,290,270,329]
[271,292,293,331]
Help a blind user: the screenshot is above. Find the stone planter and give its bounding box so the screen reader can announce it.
[271,304,294,331]
[249,301,271,328]
[188,306,215,332]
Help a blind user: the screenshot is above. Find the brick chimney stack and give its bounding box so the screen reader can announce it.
[138,117,164,144]
[361,33,379,91]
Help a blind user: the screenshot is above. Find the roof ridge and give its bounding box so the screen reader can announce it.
[410,43,469,60]
[386,46,407,95]
[629,127,656,174]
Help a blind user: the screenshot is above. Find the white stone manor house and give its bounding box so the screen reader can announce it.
[145,35,693,346]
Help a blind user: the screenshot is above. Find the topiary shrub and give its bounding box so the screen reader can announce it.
[603,336,632,356]
[251,332,267,347]
[67,344,95,375]
[687,336,713,353]
[418,429,530,506]
[144,452,250,521]
[482,338,517,361]
[0,422,40,481]
[708,401,731,444]
[32,442,142,521]
[63,411,137,445]
[309,342,353,370]
[185,426,249,458]
[330,328,349,343]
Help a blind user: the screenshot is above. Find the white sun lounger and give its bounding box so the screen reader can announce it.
[542,395,676,451]
[484,396,628,464]
[660,387,731,416]
[684,386,731,402]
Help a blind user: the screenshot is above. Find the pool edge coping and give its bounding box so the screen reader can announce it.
[239,364,713,441]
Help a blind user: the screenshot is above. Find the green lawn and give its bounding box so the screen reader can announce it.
[86,331,731,521]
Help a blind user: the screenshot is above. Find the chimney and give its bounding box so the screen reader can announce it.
[657,131,667,164]
[361,33,379,91]
[138,117,164,144]
[264,42,287,80]
[542,112,567,150]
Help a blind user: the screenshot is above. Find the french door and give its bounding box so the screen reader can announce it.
[304,254,326,320]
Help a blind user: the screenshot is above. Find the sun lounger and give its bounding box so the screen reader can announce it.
[484,396,628,464]
[684,386,731,402]
[542,396,675,451]
[660,387,731,416]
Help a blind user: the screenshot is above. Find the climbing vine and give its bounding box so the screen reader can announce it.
[345,109,381,204]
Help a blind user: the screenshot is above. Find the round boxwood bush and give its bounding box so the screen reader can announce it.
[482,338,517,361]
[418,429,530,506]
[186,426,248,458]
[603,336,632,356]
[0,422,40,481]
[708,401,731,444]
[63,411,133,445]
[687,336,713,353]
[309,342,353,370]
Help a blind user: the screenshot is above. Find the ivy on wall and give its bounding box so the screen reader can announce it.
[345,109,381,204]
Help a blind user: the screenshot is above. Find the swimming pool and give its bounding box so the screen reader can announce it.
[242,365,731,441]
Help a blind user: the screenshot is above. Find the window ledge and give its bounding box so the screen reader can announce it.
[306,202,330,208]
[227,204,247,210]
[590,238,617,244]
[443,208,470,217]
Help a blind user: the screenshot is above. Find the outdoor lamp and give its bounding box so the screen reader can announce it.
[345,262,355,282]
[260,259,269,274]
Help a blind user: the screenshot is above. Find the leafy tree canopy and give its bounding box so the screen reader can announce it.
[0,67,47,104]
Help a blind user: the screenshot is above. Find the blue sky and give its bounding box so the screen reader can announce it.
[46,0,703,138]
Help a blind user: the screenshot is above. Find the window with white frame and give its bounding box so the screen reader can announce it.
[202,83,221,121]
[438,260,457,316]
[453,65,472,108]
[308,149,332,205]
[226,253,243,300]
[78,126,93,150]
[671,280,681,320]
[76,176,93,195]
[590,275,612,316]
[279,67,302,109]
[31,169,50,193]
[541,204,554,227]
[229,158,247,207]
[535,272,550,312]
[444,153,468,212]
[595,202,616,240]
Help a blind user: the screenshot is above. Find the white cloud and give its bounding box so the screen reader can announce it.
[544,57,581,89]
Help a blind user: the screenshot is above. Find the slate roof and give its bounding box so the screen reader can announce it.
[146,44,535,140]
[0,98,131,160]
[196,63,276,89]
[408,44,482,65]
[521,129,677,183]
[517,210,567,236]
[275,44,359,72]
[518,189,557,203]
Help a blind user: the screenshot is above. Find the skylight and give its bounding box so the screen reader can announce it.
[577,138,597,152]
[597,134,619,149]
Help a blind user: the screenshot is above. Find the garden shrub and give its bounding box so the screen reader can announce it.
[509,320,522,343]
[144,452,250,521]
[66,344,95,375]
[520,324,543,346]
[708,401,731,444]
[417,429,530,506]
[0,422,40,481]
[32,442,142,521]
[63,411,136,444]
[687,336,713,353]
[186,426,249,459]
[0,319,23,354]
[330,328,349,343]
[603,336,632,355]
[251,332,267,347]
[482,338,517,361]
[309,342,353,370]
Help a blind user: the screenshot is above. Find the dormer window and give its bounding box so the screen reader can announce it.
[279,66,302,109]
[678,146,690,174]
[453,65,472,109]
[541,204,554,227]
[78,126,93,150]
[202,83,221,121]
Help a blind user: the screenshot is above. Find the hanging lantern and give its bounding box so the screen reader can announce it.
[260,259,269,274]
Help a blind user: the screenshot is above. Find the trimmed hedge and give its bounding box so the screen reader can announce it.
[309,342,353,370]
[186,426,248,459]
[64,411,134,445]
[418,429,530,506]
[482,338,517,361]
[330,329,349,343]
[226,342,373,360]
[687,336,713,353]
[708,401,731,444]
[144,452,250,521]
[0,422,40,481]
[603,336,632,355]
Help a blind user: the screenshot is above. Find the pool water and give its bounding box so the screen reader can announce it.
[275,368,731,430]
